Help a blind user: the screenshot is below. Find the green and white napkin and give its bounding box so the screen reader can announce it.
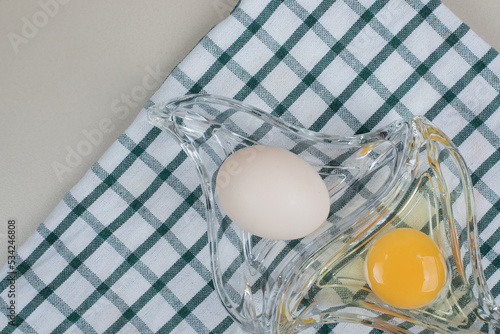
[2,0,500,332]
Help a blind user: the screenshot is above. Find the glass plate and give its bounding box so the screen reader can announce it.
[147,94,500,333]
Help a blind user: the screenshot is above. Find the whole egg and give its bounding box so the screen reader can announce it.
[215,145,330,240]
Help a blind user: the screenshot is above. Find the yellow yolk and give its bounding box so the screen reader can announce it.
[365,228,447,309]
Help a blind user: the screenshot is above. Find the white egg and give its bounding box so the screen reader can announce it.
[215,145,330,240]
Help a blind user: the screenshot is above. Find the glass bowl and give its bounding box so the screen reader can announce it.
[147,94,500,333]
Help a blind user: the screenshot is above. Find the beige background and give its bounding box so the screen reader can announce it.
[0,0,498,265]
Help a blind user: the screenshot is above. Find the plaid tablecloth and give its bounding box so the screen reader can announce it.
[2,0,500,333]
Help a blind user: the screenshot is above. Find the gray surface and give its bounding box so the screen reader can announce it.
[0,0,497,266]
[0,0,237,265]
[442,0,500,52]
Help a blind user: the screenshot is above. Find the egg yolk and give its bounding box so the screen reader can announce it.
[365,228,447,309]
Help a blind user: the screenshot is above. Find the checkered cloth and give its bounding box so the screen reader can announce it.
[2,0,500,332]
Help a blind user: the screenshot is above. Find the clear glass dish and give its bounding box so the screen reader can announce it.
[147,94,500,333]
